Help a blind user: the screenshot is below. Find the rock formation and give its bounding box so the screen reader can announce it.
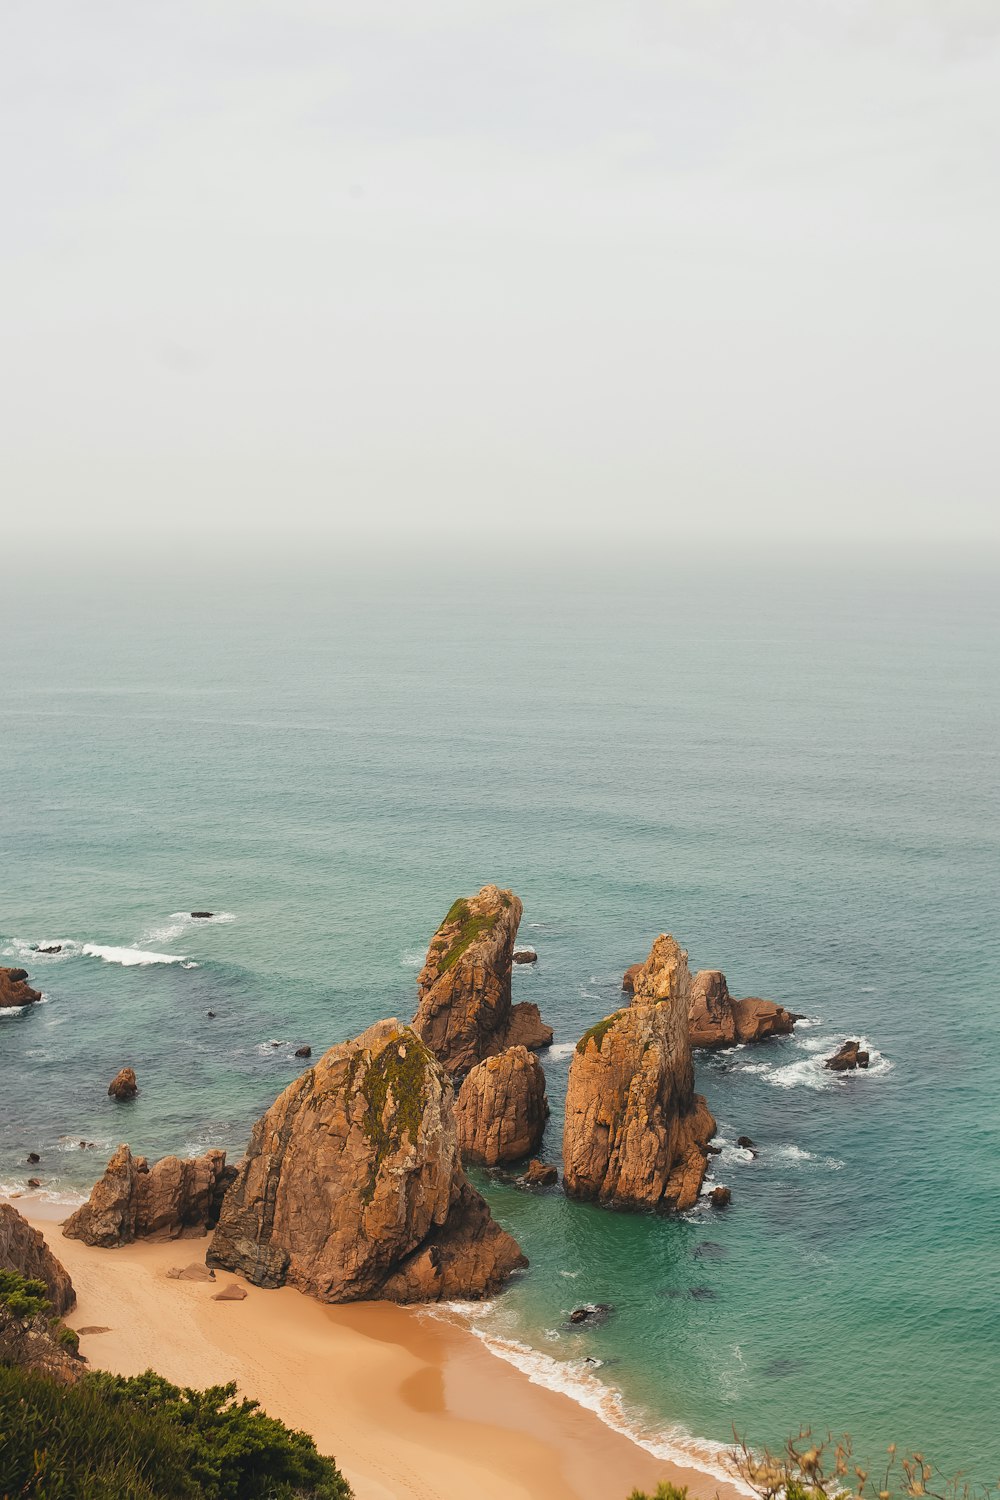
[709,1186,732,1208]
[454,1046,547,1166]
[208,1018,526,1303]
[621,963,643,993]
[519,1159,558,1187]
[826,1040,870,1071]
[107,1067,139,1100]
[62,1145,232,1247]
[0,966,42,1009]
[0,1301,83,1384]
[688,968,797,1048]
[512,949,537,964]
[563,935,716,1212]
[412,886,552,1074]
[0,1203,76,1314]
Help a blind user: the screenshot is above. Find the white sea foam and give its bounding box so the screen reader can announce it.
[82,944,187,967]
[547,1042,578,1061]
[400,949,425,969]
[736,1034,891,1090]
[0,1183,87,1208]
[794,1016,822,1028]
[455,1324,753,1493]
[2,938,78,962]
[142,911,236,945]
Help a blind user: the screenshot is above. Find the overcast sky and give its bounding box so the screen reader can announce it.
[3,1,999,557]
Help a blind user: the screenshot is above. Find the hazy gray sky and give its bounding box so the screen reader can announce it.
[4,2,999,556]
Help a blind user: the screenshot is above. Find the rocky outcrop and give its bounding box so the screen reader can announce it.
[208,1019,526,1303]
[62,1145,232,1247]
[0,967,42,1009]
[709,1186,732,1208]
[0,1204,76,1314]
[563,936,716,1212]
[454,1046,547,1166]
[0,1303,83,1385]
[621,963,643,993]
[826,1040,870,1071]
[512,949,537,964]
[519,1159,558,1187]
[688,968,797,1048]
[412,886,552,1074]
[107,1067,139,1100]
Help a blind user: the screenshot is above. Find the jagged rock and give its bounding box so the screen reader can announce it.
[107,1067,139,1100]
[294,1045,312,1058]
[412,886,553,1075]
[519,1159,558,1187]
[63,1146,232,1247]
[825,1040,870,1071]
[454,1046,547,1166]
[512,949,537,965]
[737,1135,757,1150]
[0,967,42,1009]
[709,1186,732,1208]
[208,1018,526,1303]
[212,1281,247,1301]
[0,1203,76,1314]
[34,944,62,955]
[688,969,796,1047]
[563,935,716,1212]
[0,1303,83,1384]
[621,963,643,993]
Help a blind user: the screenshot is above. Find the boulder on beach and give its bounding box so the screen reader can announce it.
[412,885,553,1075]
[0,1202,76,1314]
[63,1145,233,1248]
[212,1281,247,1301]
[825,1040,870,1071]
[107,1067,139,1101]
[166,1262,213,1282]
[0,967,42,1010]
[454,1046,547,1166]
[563,936,716,1213]
[208,1018,526,1303]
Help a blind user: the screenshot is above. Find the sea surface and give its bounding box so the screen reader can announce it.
[2,556,998,1489]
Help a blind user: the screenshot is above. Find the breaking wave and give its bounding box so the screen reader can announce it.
[82,944,189,967]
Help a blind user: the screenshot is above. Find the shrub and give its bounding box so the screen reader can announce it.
[0,1268,50,1320]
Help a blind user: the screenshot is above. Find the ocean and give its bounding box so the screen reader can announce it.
[2,555,998,1489]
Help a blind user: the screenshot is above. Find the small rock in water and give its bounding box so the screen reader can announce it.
[27,1152,40,1165]
[294,1045,312,1058]
[568,1303,613,1327]
[108,1067,139,1100]
[736,1135,757,1151]
[207,1011,216,1018]
[512,949,537,965]
[190,911,214,919]
[34,944,62,954]
[519,1159,558,1187]
[709,1186,732,1208]
[27,1177,41,1188]
[825,1040,870,1071]
[689,1286,718,1301]
[706,1144,722,1156]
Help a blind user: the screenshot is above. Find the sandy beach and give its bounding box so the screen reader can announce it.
[7,1199,743,1500]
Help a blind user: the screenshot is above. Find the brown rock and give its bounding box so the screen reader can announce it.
[519,1159,558,1187]
[0,966,42,1009]
[62,1145,231,1247]
[166,1262,213,1281]
[709,1186,732,1208]
[208,1018,526,1303]
[688,968,796,1047]
[412,886,552,1074]
[512,949,537,964]
[107,1067,139,1100]
[621,963,643,993]
[825,1040,870,1071]
[26,1178,41,1188]
[212,1281,247,1301]
[294,1045,312,1058]
[0,1202,76,1314]
[454,1046,547,1166]
[563,935,716,1212]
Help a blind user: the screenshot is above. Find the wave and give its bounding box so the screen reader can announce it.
[142,912,236,944]
[0,1182,86,1208]
[82,944,188,967]
[445,1319,752,1494]
[735,1034,891,1090]
[547,1041,578,1061]
[1,938,79,963]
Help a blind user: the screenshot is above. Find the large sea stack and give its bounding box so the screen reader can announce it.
[563,935,716,1212]
[207,1018,527,1302]
[412,885,552,1075]
[454,1045,548,1166]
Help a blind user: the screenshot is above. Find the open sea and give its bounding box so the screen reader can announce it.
[2,555,998,1489]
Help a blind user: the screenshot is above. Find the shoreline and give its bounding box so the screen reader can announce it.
[10,1197,744,1500]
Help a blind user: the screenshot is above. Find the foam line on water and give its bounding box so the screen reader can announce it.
[82,944,189,967]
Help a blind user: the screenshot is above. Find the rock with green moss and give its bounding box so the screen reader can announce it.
[413,885,553,1075]
[207,1018,527,1302]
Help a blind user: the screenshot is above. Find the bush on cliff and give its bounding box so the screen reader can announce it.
[0,1362,351,1498]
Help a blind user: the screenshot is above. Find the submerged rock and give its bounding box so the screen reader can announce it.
[563,936,716,1212]
[208,1018,526,1303]
[412,885,553,1074]
[0,967,42,1010]
[825,1040,870,1071]
[454,1046,547,1166]
[107,1067,139,1101]
[62,1145,232,1248]
[0,1203,76,1314]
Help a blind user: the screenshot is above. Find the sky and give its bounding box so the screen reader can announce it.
[3,1,999,559]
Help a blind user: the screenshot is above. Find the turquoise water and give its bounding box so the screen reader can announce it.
[3,558,998,1486]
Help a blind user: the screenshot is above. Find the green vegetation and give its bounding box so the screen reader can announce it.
[435,897,501,974]
[576,1011,624,1054]
[0,1364,351,1499]
[627,1485,688,1500]
[0,1268,50,1320]
[349,1032,432,1202]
